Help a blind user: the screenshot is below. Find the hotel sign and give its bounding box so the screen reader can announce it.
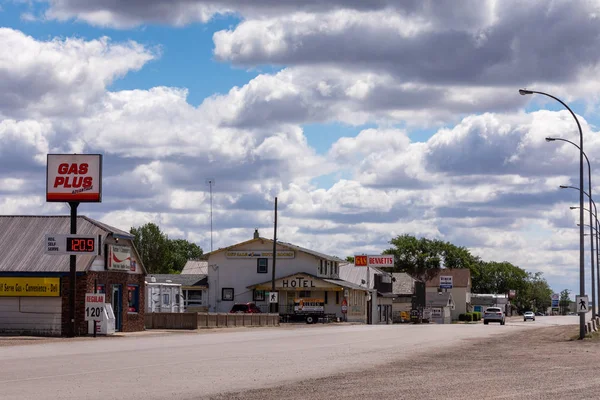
[0,277,61,297]
[226,250,295,259]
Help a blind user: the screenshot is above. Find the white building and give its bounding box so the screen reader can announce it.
[425,268,471,320]
[145,280,183,313]
[205,229,368,322]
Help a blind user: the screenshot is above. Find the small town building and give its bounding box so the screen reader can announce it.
[148,274,208,312]
[425,268,471,320]
[0,216,146,336]
[425,291,454,324]
[205,229,368,322]
[471,294,511,315]
[339,263,395,324]
[247,272,367,322]
[391,272,415,322]
[181,260,208,275]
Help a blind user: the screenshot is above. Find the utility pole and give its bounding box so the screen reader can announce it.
[271,197,278,314]
[205,178,215,252]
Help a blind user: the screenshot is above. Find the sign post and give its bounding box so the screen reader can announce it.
[84,292,105,323]
[46,154,103,337]
[440,276,453,290]
[268,292,279,304]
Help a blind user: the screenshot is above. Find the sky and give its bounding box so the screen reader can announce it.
[3,0,600,299]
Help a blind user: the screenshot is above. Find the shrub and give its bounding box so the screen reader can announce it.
[464,313,473,322]
[473,312,481,321]
[459,313,466,321]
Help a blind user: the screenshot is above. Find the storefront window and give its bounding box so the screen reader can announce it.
[253,290,266,301]
[186,290,203,308]
[127,285,139,313]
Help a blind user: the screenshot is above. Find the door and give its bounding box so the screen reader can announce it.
[112,284,122,332]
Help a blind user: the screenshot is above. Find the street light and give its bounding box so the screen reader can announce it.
[573,201,600,316]
[522,88,585,339]
[549,137,596,318]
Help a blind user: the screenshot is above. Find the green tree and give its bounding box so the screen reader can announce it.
[346,256,355,263]
[560,289,571,315]
[168,239,203,273]
[130,223,171,274]
[471,261,528,295]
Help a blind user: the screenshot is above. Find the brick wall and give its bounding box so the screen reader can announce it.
[61,271,146,336]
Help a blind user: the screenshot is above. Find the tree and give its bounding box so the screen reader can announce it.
[168,239,203,273]
[346,256,355,263]
[560,289,571,315]
[472,261,528,295]
[130,223,171,274]
[130,223,204,274]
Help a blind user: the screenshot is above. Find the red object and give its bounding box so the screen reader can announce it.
[229,303,262,313]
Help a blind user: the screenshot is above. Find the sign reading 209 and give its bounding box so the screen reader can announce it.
[46,154,103,202]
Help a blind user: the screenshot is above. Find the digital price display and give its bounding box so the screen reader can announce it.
[66,237,96,253]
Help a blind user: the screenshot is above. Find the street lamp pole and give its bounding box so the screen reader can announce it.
[550,138,595,317]
[573,200,600,316]
[521,88,585,339]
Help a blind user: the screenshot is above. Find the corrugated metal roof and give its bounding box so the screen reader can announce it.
[0,215,123,273]
[181,260,208,275]
[338,263,385,289]
[147,274,207,287]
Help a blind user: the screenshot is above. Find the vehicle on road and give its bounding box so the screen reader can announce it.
[523,311,535,321]
[484,307,505,325]
[229,302,262,313]
[535,311,545,316]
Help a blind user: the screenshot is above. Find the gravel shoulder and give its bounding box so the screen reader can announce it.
[205,323,600,400]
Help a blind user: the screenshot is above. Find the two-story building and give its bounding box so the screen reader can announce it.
[205,229,368,322]
[425,268,471,320]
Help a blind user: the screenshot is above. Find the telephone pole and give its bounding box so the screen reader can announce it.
[205,178,215,252]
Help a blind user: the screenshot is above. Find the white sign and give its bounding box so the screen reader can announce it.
[45,234,98,255]
[268,292,279,304]
[85,293,105,321]
[576,295,589,313]
[432,308,442,318]
[108,245,132,271]
[440,276,453,289]
[46,154,102,202]
[225,250,295,259]
[367,255,395,268]
[551,293,559,301]
[422,309,432,320]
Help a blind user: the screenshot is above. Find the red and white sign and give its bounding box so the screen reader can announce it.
[46,154,102,202]
[368,255,395,267]
[341,298,348,314]
[354,254,395,267]
[108,245,132,271]
[84,293,105,322]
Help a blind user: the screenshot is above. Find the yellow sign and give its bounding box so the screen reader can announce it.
[0,277,61,297]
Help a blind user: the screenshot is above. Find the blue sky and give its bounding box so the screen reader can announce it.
[4,0,600,299]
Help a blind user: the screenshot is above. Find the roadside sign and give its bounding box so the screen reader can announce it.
[341,298,348,313]
[268,292,279,304]
[551,293,559,308]
[432,308,442,318]
[46,154,103,202]
[85,293,105,322]
[576,295,589,313]
[440,276,453,289]
[353,254,395,267]
[45,234,99,255]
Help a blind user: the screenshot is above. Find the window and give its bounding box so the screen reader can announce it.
[319,260,324,275]
[326,261,331,275]
[163,293,170,306]
[185,290,203,308]
[299,291,311,298]
[127,285,139,313]
[96,284,105,294]
[254,290,266,301]
[222,288,234,301]
[325,291,328,304]
[336,291,340,304]
[257,258,268,273]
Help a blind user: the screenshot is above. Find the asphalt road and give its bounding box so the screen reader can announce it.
[0,315,588,400]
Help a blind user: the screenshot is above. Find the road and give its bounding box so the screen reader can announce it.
[0,315,587,400]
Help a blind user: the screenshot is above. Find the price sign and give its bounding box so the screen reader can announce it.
[85,293,105,322]
[45,234,99,255]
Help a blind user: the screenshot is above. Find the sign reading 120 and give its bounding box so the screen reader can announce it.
[66,237,96,253]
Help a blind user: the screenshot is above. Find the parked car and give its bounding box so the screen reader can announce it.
[523,311,535,321]
[229,302,262,313]
[484,307,506,325]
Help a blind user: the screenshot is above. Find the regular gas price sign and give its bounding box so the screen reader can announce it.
[85,293,105,322]
[45,234,98,255]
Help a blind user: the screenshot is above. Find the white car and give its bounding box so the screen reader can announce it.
[484,307,506,325]
[523,311,535,322]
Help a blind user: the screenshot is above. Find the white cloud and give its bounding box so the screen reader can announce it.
[0,28,156,119]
